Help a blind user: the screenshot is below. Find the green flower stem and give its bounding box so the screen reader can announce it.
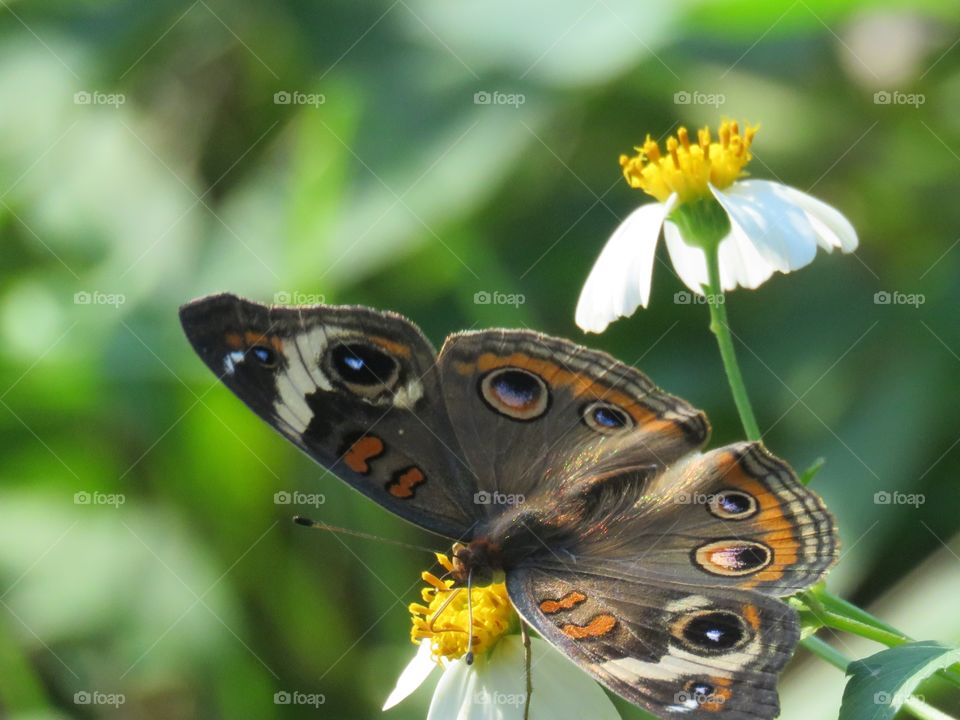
[904,697,957,720]
[802,635,851,671]
[702,244,761,442]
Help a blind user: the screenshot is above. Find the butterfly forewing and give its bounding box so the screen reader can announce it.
[179,293,481,539]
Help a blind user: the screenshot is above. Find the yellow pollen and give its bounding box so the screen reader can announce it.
[619,120,758,204]
[408,553,515,663]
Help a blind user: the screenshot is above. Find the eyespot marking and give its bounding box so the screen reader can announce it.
[479,367,549,421]
[671,610,749,655]
[341,434,385,474]
[708,490,758,520]
[676,678,732,713]
[561,613,617,639]
[328,342,400,395]
[693,539,772,577]
[582,401,635,434]
[387,466,425,499]
[539,591,587,614]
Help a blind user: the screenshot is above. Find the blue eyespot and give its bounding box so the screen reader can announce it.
[582,401,634,434]
[708,490,757,520]
[250,345,277,367]
[330,343,399,388]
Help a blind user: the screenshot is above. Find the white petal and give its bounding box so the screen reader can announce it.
[427,657,476,720]
[717,226,776,290]
[430,636,621,720]
[383,639,438,711]
[575,198,672,333]
[663,220,709,294]
[769,183,859,253]
[712,180,818,272]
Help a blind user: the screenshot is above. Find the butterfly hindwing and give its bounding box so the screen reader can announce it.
[508,567,798,720]
[576,442,838,596]
[179,293,480,539]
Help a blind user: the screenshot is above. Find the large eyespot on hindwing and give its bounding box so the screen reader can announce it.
[581,400,635,434]
[669,609,752,655]
[478,367,549,421]
[692,539,773,577]
[325,341,400,399]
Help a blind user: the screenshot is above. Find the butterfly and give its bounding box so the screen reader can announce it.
[179,292,838,720]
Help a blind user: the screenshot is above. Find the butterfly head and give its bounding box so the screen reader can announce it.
[450,539,505,588]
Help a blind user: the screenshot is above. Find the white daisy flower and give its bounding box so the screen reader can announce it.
[575,121,859,333]
[383,552,620,720]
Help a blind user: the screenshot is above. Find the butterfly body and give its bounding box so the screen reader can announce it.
[180,293,838,720]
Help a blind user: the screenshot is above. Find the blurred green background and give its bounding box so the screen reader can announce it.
[1,1,959,718]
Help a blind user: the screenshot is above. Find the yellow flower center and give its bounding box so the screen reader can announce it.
[409,552,514,663]
[620,120,758,204]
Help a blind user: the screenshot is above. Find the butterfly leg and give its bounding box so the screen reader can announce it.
[521,619,532,720]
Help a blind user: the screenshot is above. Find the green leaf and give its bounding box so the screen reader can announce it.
[799,457,826,486]
[840,641,960,720]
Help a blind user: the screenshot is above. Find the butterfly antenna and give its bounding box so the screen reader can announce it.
[465,567,475,665]
[292,516,436,554]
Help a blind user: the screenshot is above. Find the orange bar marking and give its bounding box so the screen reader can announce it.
[561,614,617,639]
[388,467,425,499]
[539,591,587,615]
[344,436,385,474]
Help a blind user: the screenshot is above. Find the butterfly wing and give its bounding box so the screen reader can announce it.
[508,567,797,720]
[503,441,835,719]
[579,442,838,596]
[436,329,709,501]
[179,293,480,539]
